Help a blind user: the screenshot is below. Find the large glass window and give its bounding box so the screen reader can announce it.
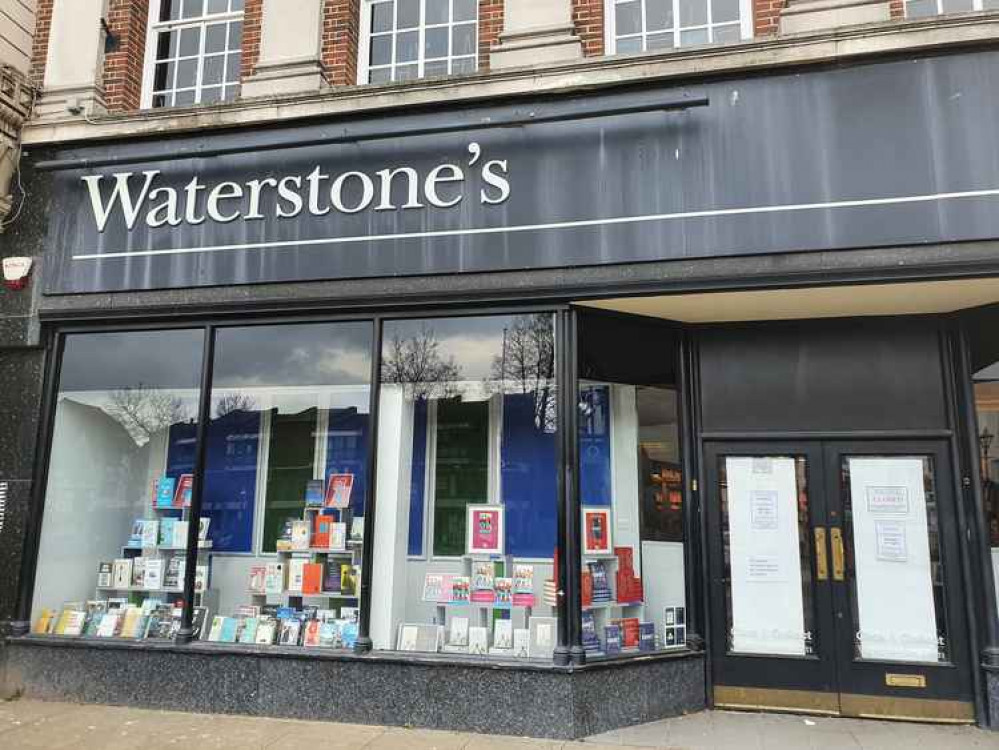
[576,311,686,657]
[146,0,244,109]
[31,330,205,641]
[907,0,997,18]
[606,0,748,54]
[361,0,478,84]
[194,322,372,650]
[370,314,560,660]
[974,360,999,621]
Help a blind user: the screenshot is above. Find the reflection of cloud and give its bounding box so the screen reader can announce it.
[383,316,518,381]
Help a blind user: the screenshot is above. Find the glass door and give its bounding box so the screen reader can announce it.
[824,441,975,721]
[705,442,840,714]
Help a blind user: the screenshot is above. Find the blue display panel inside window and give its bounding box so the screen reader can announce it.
[407,399,429,556]
[326,406,370,517]
[502,393,557,558]
[580,385,612,507]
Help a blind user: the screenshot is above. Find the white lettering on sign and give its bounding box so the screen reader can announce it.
[81,142,511,233]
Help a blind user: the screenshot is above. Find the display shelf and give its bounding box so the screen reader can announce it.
[279,548,354,556]
[96,585,184,594]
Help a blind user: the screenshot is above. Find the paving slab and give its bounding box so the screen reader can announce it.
[2,699,999,750]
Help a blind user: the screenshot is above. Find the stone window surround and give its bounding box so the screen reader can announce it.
[603,0,755,53]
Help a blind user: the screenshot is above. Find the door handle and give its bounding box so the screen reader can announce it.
[814,527,828,581]
[830,527,846,582]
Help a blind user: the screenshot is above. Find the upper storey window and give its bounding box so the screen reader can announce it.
[907,0,999,16]
[144,0,245,108]
[360,0,478,84]
[606,0,751,53]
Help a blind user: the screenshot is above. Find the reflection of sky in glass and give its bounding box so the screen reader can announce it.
[59,330,205,392]
[212,322,373,388]
[382,315,548,381]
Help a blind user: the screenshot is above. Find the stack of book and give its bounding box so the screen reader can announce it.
[614,547,643,604]
[581,610,602,655]
[587,560,612,604]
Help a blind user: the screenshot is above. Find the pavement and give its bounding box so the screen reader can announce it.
[1,698,998,750]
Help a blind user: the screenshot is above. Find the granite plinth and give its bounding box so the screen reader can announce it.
[1,639,705,739]
[987,670,999,730]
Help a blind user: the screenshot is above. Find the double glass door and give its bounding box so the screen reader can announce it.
[705,440,975,722]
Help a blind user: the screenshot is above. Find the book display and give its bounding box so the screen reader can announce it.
[32,474,217,642]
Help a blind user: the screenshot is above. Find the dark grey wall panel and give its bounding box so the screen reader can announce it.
[698,318,948,433]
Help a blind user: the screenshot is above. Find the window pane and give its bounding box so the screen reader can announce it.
[155,30,177,60]
[374,315,559,660]
[175,90,197,106]
[679,0,709,26]
[454,0,477,21]
[679,27,709,45]
[205,23,227,53]
[616,35,643,53]
[154,62,175,91]
[223,84,239,101]
[176,58,198,89]
[395,63,419,80]
[201,85,223,104]
[372,1,394,32]
[941,0,974,9]
[179,27,202,57]
[31,331,204,642]
[397,0,420,28]
[371,35,392,65]
[646,0,674,30]
[198,323,373,649]
[425,59,449,77]
[647,31,673,49]
[426,26,449,58]
[712,24,741,42]
[616,1,643,35]
[712,0,741,23]
[369,66,392,83]
[426,0,449,24]
[152,93,170,108]
[906,0,938,15]
[451,56,476,74]
[183,0,205,19]
[160,0,181,22]
[225,52,241,82]
[207,0,229,13]
[227,20,243,50]
[396,30,419,62]
[452,23,476,56]
[203,55,225,85]
[230,0,244,10]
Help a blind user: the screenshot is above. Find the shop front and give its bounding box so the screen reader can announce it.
[6,44,999,738]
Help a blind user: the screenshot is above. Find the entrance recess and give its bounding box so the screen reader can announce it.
[705,440,975,722]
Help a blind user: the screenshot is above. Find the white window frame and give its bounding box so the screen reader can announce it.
[357,0,479,86]
[904,0,992,17]
[141,0,245,110]
[603,0,753,55]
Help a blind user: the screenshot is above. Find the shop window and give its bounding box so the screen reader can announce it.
[194,322,373,649]
[975,360,999,620]
[144,0,245,109]
[31,330,205,641]
[604,0,751,54]
[359,0,478,84]
[371,314,560,660]
[907,0,998,17]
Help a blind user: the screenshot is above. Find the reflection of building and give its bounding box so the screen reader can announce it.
[8,0,999,740]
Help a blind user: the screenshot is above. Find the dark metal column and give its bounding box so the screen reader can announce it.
[176,326,216,644]
[564,309,584,666]
[678,331,706,652]
[354,318,383,654]
[553,310,571,667]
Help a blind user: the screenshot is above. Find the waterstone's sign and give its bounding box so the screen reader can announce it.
[43,51,999,294]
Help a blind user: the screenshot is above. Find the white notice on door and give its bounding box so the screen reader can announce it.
[849,457,938,663]
[727,457,805,656]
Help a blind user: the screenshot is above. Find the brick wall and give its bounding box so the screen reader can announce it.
[29,0,53,87]
[323,0,359,86]
[103,0,149,112]
[478,0,504,71]
[754,0,783,36]
[573,0,604,57]
[242,0,263,79]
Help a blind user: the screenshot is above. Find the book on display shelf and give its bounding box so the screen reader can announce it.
[492,619,513,650]
[340,564,358,597]
[604,624,622,655]
[288,559,306,591]
[329,522,347,551]
[144,559,163,590]
[111,559,132,589]
[264,562,286,594]
[451,576,470,604]
[173,520,189,548]
[255,618,277,645]
[305,479,324,508]
[448,616,469,648]
[512,565,535,607]
[208,616,225,641]
[198,517,211,541]
[278,618,302,646]
[422,574,444,603]
[291,520,310,551]
[131,558,147,589]
[470,562,495,604]
[248,565,267,594]
[303,620,322,647]
[587,561,612,603]
[97,562,113,589]
[322,558,341,593]
[494,577,513,607]
[194,564,210,594]
[33,609,55,635]
[119,607,144,639]
[239,617,259,644]
[350,517,364,542]
[581,610,601,654]
[324,473,354,509]
[140,519,159,548]
[174,474,193,508]
[312,513,334,549]
[155,476,176,509]
[219,617,239,643]
[96,612,121,638]
[128,520,144,548]
[191,606,209,640]
[513,628,530,658]
[302,563,323,595]
[468,626,489,656]
[639,621,656,651]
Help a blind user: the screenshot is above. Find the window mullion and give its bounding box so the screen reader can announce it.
[640,0,648,50]
[418,0,426,79]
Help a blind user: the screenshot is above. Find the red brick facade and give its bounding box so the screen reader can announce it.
[322,0,359,87]
[103,0,149,112]
[478,0,504,71]
[242,0,264,79]
[573,0,605,57]
[754,0,783,36]
[29,0,53,87]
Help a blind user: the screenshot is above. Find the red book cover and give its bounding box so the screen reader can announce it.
[173,474,193,508]
[584,511,610,553]
[613,546,634,574]
[619,617,640,648]
[302,563,323,595]
[581,570,593,607]
[324,473,354,509]
[313,514,334,549]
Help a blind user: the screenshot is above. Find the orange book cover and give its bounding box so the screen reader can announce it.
[302,563,323,594]
[581,570,593,606]
[313,514,334,549]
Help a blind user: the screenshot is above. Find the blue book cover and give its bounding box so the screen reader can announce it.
[276,607,296,620]
[639,621,656,651]
[159,517,176,546]
[340,621,358,649]
[155,477,176,509]
[604,624,622,655]
[304,479,324,507]
[581,611,601,653]
[219,617,239,643]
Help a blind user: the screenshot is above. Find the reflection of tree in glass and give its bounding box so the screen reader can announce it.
[105,384,191,445]
[490,314,556,431]
[214,392,257,418]
[381,324,462,400]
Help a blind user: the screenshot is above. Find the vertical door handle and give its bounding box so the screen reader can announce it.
[814,527,828,581]
[830,527,846,581]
